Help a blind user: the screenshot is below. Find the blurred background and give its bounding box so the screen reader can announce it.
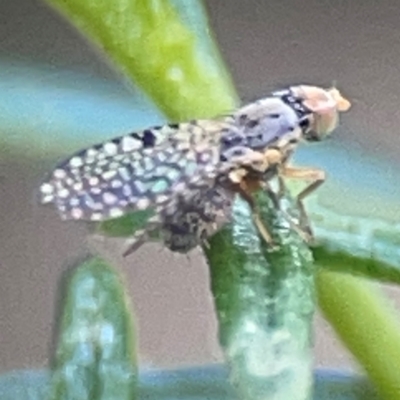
[1,0,400,374]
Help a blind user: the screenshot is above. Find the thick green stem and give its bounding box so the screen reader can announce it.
[44,0,237,121]
[317,269,400,400]
[204,191,315,400]
[313,245,400,285]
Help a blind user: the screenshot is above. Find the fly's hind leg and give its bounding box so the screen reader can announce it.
[260,179,311,243]
[122,214,162,257]
[280,166,326,242]
[236,178,276,246]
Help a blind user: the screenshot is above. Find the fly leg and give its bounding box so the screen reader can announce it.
[280,166,326,242]
[235,177,276,246]
[259,179,311,243]
[122,214,163,257]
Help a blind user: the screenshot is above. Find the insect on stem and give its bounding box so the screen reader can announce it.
[39,84,351,255]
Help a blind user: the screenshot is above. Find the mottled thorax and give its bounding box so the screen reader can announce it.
[233,96,304,151]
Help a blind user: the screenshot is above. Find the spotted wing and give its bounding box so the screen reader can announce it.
[40,120,226,221]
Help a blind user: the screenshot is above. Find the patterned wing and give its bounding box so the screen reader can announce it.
[40,120,228,221]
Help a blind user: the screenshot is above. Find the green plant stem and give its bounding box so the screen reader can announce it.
[44,0,237,121]
[205,191,315,400]
[49,258,137,400]
[317,269,400,400]
[313,245,400,285]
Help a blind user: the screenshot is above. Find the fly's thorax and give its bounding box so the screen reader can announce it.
[234,97,302,150]
[217,95,307,179]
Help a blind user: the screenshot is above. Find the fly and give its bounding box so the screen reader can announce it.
[39,85,350,255]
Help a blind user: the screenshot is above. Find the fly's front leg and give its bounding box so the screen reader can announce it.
[280,165,326,241]
[226,151,278,246]
[262,147,287,202]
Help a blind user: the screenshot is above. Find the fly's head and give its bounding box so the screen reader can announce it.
[290,85,351,141]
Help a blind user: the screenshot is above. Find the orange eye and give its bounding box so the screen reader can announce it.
[312,111,339,136]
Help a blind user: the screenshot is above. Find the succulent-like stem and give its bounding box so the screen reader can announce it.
[48,258,138,400]
[205,190,315,400]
